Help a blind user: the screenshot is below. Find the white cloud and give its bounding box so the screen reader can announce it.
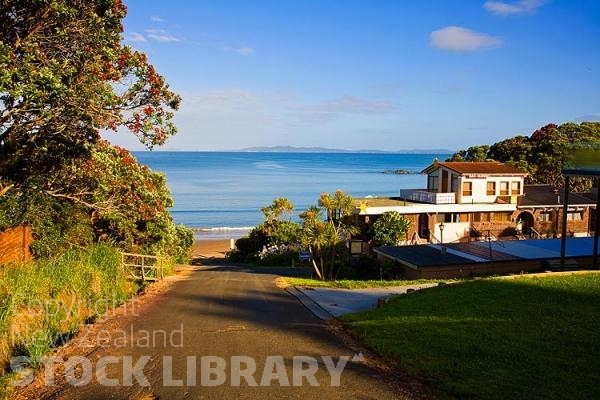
[430,26,501,52]
[237,47,254,56]
[150,16,164,22]
[484,0,545,16]
[126,32,146,43]
[146,29,179,43]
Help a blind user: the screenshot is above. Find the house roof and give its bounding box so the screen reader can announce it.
[519,185,596,207]
[422,161,527,176]
[374,245,473,267]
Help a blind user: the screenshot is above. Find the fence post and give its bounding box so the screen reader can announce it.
[141,255,145,282]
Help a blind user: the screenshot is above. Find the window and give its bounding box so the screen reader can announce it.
[427,174,439,191]
[500,181,509,196]
[511,181,521,195]
[462,182,473,196]
[567,212,582,221]
[487,181,496,196]
[451,174,458,192]
[473,212,491,222]
[493,212,512,222]
[540,212,552,222]
[437,213,461,223]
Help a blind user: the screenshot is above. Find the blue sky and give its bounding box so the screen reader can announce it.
[107,0,600,151]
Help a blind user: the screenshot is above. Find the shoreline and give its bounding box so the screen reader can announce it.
[192,228,252,242]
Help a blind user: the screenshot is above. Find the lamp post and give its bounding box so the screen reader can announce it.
[439,222,445,244]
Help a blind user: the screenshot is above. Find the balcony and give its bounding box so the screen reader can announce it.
[400,189,456,204]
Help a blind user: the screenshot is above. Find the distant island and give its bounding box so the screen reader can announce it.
[239,145,454,154]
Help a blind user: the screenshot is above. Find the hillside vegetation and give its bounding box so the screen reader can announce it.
[450,122,600,191]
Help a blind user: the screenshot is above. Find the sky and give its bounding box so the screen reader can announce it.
[107,0,600,152]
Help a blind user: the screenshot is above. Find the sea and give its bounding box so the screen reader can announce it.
[133,152,450,240]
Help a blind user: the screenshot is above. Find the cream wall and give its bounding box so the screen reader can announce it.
[457,176,524,204]
[433,222,470,244]
[426,166,525,204]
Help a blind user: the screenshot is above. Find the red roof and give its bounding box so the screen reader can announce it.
[423,161,527,176]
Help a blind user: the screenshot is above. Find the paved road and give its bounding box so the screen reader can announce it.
[48,266,408,399]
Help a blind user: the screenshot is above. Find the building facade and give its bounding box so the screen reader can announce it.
[353,161,596,244]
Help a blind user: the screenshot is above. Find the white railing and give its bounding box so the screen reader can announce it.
[399,189,456,204]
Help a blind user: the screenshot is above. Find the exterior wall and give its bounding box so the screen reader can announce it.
[429,166,525,205]
[433,222,470,243]
[523,207,592,238]
[416,259,548,279]
[404,214,419,242]
[361,206,591,244]
[384,258,593,280]
[458,176,524,204]
[0,225,32,265]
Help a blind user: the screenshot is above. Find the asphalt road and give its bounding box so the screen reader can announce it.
[46,265,408,399]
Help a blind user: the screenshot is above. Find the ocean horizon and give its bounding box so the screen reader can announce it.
[134,151,450,240]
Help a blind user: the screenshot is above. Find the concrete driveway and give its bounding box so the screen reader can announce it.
[288,283,439,319]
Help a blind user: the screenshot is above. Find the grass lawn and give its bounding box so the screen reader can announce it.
[284,277,446,289]
[341,273,600,400]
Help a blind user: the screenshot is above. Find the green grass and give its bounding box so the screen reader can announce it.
[0,243,141,398]
[285,277,447,289]
[341,273,600,400]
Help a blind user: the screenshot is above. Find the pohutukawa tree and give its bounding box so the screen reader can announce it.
[0,0,180,181]
[0,0,191,258]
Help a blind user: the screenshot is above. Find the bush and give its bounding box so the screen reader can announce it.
[371,211,410,246]
[379,260,404,280]
[235,237,260,255]
[352,254,380,280]
[256,249,299,266]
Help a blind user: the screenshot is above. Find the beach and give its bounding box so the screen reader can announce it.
[190,239,234,259]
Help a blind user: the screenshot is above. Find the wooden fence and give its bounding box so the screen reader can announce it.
[0,225,32,265]
[120,252,164,282]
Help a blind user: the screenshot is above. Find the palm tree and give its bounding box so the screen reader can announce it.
[301,191,358,280]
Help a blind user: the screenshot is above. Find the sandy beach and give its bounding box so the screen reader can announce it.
[190,239,234,259]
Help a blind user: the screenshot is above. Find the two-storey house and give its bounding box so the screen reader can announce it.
[353,161,594,244]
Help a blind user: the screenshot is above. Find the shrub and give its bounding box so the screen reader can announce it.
[371,211,410,246]
[235,237,260,255]
[256,249,299,266]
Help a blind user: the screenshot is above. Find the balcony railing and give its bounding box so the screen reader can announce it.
[399,189,456,204]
